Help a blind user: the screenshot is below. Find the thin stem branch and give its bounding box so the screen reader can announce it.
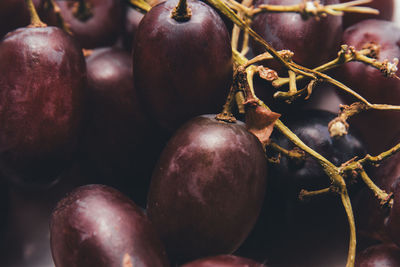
[341,188,356,267]
[206,0,301,73]
[268,142,306,161]
[25,0,46,27]
[128,0,151,12]
[231,25,240,51]
[245,0,377,17]
[358,170,393,207]
[272,46,373,88]
[299,187,334,201]
[47,0,71,34]
[359,141,400,166]
[216,83,240,122]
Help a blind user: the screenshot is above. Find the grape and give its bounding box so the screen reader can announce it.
[271,110,365,192]
[251,0,342,69]
[336,19,400,154]
[80,46,165,206]
[354,147,400,248]
[182,255,267,267]
[355,243,400,267]
[0,26,86,188]
[384,176,400,247]
[341,0,394,29]
[1,0,400,266]
[0,163,90,266]
[57,0,124,49]
[133,0,232,132]
[122,6,144,52]
[238,110,365,265]
[50,184,169,267]
[147,115,267,263]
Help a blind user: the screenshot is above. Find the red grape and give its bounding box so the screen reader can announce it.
[134,0,232,132]
[147,115,267,263]
[251,0,342,69]
[355,243,400,267]
[0,26,86,187]
[57,0,124,49]
[50,184,170,267]
[341,0,394,29]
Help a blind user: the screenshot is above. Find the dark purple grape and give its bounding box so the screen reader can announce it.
[271,110,365,192]
[355,243,400,267]
[336,19,400,154]
[341,0,394,29]
[251,0,342,69]
[239,110,365,266]
[354,148,400,248]
[182,255,267,267]
[0,26,86,188]
[50,184,169,267]
[384,176,400,246]
[57,0,124,49]
[80,47,162,206]
[147,115,267,263]
[134,0,232,132]
[122,7,144,52]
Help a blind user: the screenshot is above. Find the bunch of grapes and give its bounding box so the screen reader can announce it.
[1,0,400,266]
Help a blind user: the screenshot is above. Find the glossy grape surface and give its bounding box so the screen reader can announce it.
[147,115,267,263]
[50,184,169,267]
[355,243,400,267]
[251,0,342,69]
[57,0,124,49]
[341,0,394,29]
[134,0,232,132]
[0,26,86,187]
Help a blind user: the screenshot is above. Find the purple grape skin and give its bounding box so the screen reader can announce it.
[0,26,86,187]
[182,255,267,267]
[80,47,163,206]
[133,0,232,132]
[354,144,400,249]
[341,0,394,29]
[50,184,170,267]
[147,115,267,263]
[57,0,124,49]
[385,176,400,247]
[82,47,148,181]
[123,7,144,52]
[251,0,342,69]
[355,243,400,267]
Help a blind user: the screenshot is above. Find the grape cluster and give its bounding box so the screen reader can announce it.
[0,0,400,267]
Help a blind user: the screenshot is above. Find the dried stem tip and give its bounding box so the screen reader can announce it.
[171,0,192,22]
